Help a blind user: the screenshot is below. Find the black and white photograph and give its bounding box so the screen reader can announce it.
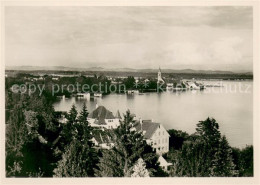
[1,1,259,184]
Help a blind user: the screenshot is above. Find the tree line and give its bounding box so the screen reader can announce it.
[166,122,253,177]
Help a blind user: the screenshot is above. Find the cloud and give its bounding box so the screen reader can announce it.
[209,37,243,64]
[5,6,253,71]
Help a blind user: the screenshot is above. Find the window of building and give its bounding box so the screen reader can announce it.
[158,139,160,144]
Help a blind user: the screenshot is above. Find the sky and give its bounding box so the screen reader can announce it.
[5,6,253,71]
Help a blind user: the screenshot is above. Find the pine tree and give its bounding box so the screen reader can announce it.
[195,118,222,176]
[6,106,27,177]
[95,110,162,177]
[94,149,123,177]
[67,104,78,122]
[77,103,92,141]
[169,118,238,177]
[169,136,208,177]
[210,136,237,177]
[113,110,146,177]
[59,104,78,150]
[131,158,150,177]
[196,117,221,147]
[54,103,98,177]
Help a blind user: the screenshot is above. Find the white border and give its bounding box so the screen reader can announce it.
[0,1,259,185]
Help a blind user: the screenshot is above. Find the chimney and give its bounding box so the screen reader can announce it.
[96,103,98,109]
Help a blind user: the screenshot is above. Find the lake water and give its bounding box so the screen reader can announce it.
[53,80,253,148]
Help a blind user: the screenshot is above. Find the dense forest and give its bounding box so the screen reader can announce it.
[166,123,253,177]
[5,90,166,177]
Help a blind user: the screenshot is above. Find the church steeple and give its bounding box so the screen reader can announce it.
[157,67,164,84]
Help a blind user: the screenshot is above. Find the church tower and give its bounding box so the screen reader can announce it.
[157,67,164,84]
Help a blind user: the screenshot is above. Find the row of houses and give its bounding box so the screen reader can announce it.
[86,105,172,171]
[87,105,170,154]
[23,76,59,81]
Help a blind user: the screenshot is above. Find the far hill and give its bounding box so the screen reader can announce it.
[5,66,252,75]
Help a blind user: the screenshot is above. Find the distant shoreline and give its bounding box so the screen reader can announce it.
[5,69,253,80]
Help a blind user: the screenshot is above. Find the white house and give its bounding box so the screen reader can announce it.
[52,77,59,81]
[158,156,172,172]
[184,81,200,90]
[88,105,121,129]
[135,119,170,155]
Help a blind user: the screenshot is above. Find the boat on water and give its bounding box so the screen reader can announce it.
[126,90,134,94]
[94,93,102,97]
[204,83,224,87]
[76,93,91,99]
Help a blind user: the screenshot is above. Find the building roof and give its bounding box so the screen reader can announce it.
[135,120,160,139]
[158,156,172,167]
[89,106,115,120]
[92,129,114,144]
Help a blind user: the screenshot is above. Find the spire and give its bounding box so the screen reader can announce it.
[157,66,164,84]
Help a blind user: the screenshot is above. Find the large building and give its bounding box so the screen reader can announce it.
[135,119,170,155]
[88,105,121,129]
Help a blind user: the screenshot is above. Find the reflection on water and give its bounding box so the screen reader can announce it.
[53,81,253,148]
